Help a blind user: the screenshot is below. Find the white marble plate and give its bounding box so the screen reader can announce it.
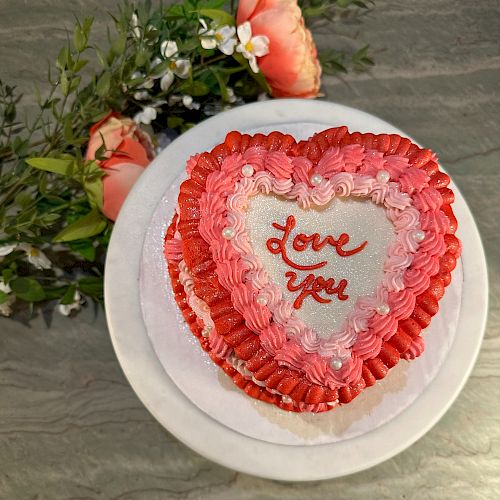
[105,100,488,480]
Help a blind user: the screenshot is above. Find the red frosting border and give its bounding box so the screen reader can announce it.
[166,127,461,410]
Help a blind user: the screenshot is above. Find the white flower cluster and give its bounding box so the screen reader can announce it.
[199,20,269,74]
[0,243,52,317]
[132,14,269,126]
[133,38,195,124]
[0,243,84,317]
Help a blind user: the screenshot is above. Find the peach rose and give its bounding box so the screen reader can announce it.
[85,112,155,221]
[237,0,321,98]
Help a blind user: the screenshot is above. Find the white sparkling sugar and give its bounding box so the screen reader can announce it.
[245,194,396,338]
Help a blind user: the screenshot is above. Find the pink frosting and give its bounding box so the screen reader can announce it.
[185,154,201,176]
[399,168,430,194]
[291,157,313,184]
[260,324,287,355]
[164,236,183,261]
[192,144,448,389]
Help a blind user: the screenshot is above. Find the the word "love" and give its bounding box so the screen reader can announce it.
[266,215,367,309]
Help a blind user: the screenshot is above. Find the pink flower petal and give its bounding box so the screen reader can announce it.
[102,162,144,221]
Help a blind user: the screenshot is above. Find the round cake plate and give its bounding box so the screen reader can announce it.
[105,99,488,481]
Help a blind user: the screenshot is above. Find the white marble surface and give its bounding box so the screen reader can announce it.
[0,0,499,498]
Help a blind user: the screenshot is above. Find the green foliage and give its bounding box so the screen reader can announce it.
[0,0,374,317]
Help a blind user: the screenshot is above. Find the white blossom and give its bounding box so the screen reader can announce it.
[236,22,269,73]
[0,243,51,269]
[0,278,14,316]
[226,87,237,103]
[131,13,141,39]
[0,295,15,317]
[133,90,150,101]
[182,95,200,110]
[134,106,158,125]
[161,40,179,59]
[130,71,154,97]
[157,39,191,92]
[198,20,237,55]
[168,94,200,110]
[160,72,175,92]
[0,243,17,257]
[57,290,84,317]
[19,244,52,270]
[0,279,11,294]
[198,19,216,49]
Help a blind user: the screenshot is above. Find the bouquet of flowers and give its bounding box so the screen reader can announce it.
[0,0,373,317]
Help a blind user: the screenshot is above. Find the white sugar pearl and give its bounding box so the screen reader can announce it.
[256,295,268,306]
[413,230,426,242]
[330,358,343,371]
[241,164,254,177]
[310,173,323,186]
[222,227,235,240]
[376,170,390,183]
[376,303,390,316]
[201,325,212,337]
[282,395,292,404]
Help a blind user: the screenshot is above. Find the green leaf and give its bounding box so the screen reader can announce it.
[56,46,69,70]
[95,47,108,69]
[69,75,81,93]
[26,157,74,176]
[0,291,9,305]
[43,286,69,301]
[167,116,184,129]
[177,80,210,97]
[209,68,230,101]
[2,268,13,283]
[60,284,77,305]
[232,53,271,94]
[149,60,170,78]
[96,72,111,97]
[60,70,70,96]
[78,276,103,300]
[198,8,235,27]
[84,176,104,210]
[72,59,89,73]
[73,25,87,52]
[111,33,127,56]
[135,48,151,67]
[10,278,46,302]
[63,116,74,143]
[68,240,96,261]
[14,191,33,209]
[53,209,107,242]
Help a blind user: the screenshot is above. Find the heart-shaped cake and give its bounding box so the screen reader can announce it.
[164,127,461,413]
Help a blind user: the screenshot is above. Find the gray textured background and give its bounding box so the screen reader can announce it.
[1,0,499,498]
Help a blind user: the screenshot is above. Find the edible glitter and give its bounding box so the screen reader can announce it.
[245,194,397,338]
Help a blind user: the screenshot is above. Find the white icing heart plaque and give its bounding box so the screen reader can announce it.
[164,127,461,413]
[246,194,395,337]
